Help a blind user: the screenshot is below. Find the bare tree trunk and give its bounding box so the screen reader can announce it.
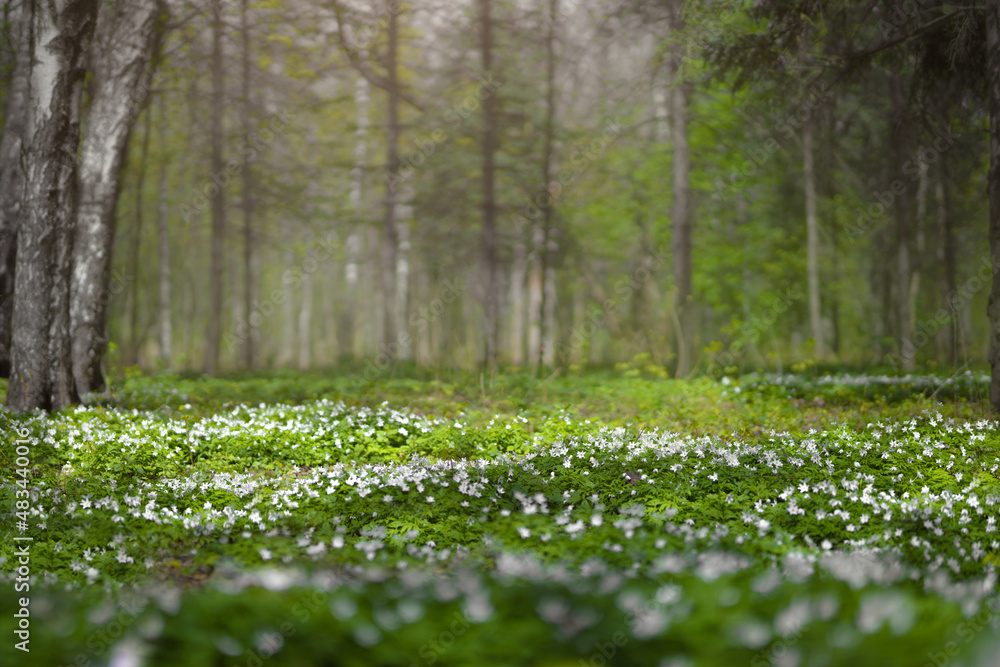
[157,90,171,367]
[527,226,543,366]
[509,239,526,365]
[8,0,99,412]
[890,75,913,372]
[279,218,295,366]
[479,0,499,370]
[803,119,824,357]
[381,2,400,355]
[240,0,257,369]
[987,0,1000,409]
[298,232,312,370]
[937,157,957,365]
[204,0,225,375]
[70,0,160,394]
[538,0,559,370]
[911,159,928,349]
[395,184,412,360]
[341,59,368,361]
[667,0,692,377]
[0,3,30,378]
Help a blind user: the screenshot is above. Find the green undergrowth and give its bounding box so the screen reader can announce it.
[0,369,998,666]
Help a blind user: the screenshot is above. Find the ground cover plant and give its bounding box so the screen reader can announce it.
[1,370,999,666]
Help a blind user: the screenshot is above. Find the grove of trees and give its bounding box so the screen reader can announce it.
[0,0,998,412]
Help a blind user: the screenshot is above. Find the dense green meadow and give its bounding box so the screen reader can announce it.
[1,368,999,666]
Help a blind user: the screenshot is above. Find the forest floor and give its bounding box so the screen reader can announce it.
[1,367,999,666]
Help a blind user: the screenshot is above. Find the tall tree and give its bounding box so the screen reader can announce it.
[381,0,400,356]
[667,0,692,377]
[157,89,171,368]
[71,0,162,396]
[0,1,29,379]
[204,0,225,375]
[479,0,500,370]
[987,0,1000,409]
[8,0,99,412]
[240,0,257,369]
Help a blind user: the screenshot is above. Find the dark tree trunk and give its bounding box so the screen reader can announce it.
[381,0,399,355]
[667,0,692,377]
[204,0,226,375]
[157,90,171,367]
[0,3,29,379]
[987,0,1000,410]
[240,0,257,369]
[889,74,914,371]
[8,0,99,413]
[479,0,499,370]
[535,0,558,373]
[71,0,161,396]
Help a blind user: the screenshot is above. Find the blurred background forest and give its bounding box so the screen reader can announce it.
[0,0,994,391]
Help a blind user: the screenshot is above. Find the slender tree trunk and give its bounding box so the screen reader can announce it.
[667,0,692,377]
[538,0,559,370]
[987,0,1000,409]
[479,0,500,370]
[342,60,368,361]
[126,106,153,366]
[803,120,824,358]
[937,157,957,365]
[911,159,928,349]
[204,0,225,375]
[510,239,526,365]
[240,0,257,369]
[279,218,295,366]
[381,3,400,356]
[396,184,412,360]
[0,3,29,378]
[70,0,160,394]
[527,226,543,367]
[890,75,913,372]
[298,232,313,370]
[8,0,99,412]
[157,91,171,367]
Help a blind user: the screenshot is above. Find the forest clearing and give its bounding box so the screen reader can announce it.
[2,0,1000,664]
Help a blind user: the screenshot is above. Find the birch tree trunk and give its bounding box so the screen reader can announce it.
[204,0,226,375]
[157,91,171,367]
[803,119,824,358]
[0,3,29,378]
[71,0,161,395]
[8,0,99,412]
[395,184,412,360]
[986,0,1000,410]
[341,59,368,360]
